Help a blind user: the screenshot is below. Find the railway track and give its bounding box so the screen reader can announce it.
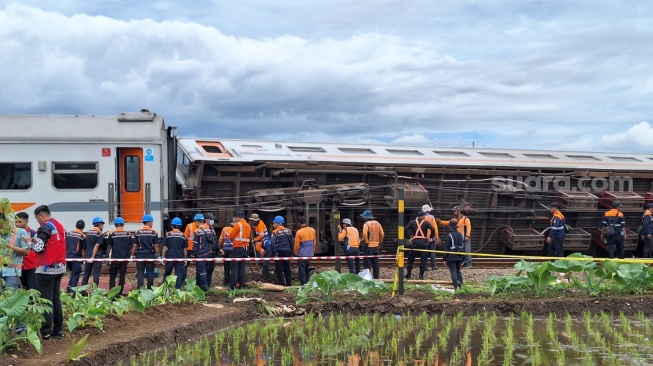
[311,257,523,269]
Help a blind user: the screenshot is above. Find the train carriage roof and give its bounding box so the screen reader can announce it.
[0,112,165,143]
[178,137,653,171]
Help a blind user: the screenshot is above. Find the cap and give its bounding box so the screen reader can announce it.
[360,210,375,219]
[193,213,205,221]
[416,211,425,217]
[75,219,85,229]
[142,214,154,222]
[273,216,285,224]
[549,202,560,208]
[171,217,182,226]
[648,203,653,209]
[234,211,245,218]
[342,218,352,225]
[248,213,260,221]
[205,213,215,220]
[611,200,622,208]
[421,204,433,213]
[114,217,125,225]
[453,205,461,211]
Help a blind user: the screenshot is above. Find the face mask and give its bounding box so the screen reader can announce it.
[209,220,215,225]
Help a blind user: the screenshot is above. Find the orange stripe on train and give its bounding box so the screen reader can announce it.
[9,202,36,212]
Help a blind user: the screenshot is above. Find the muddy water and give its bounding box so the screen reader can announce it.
[126,313,653,365]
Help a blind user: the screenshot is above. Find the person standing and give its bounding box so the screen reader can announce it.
[338,218,361,274]
[132,214,160,290]
[361,210,384,279]
[601,200,626,259]
[65,220,86,292]
[405,211,436,279]
[192,214,219,291]
[15,212,38,290]
[204,213,218,288]
[250,213,272,281]
[546,202,566,257]
[443,220,464,290]
[294,216,317,285]
[228,211,252,290]
[641,203,653,258]
[32,205,66,340]
[421,205,439,270]
[162,217,188,289]
[81,217,105,288]
[106,217,133,295]
[438,206,472,267]
[270,216,294,286]
[1,219,30,291]
[218,218,236,286]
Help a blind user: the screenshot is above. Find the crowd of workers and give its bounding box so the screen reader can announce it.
[2,200,653,340]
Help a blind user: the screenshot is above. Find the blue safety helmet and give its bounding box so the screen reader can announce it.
[171,217,182,226]
[114,217,125,225]
[92,217,105,224]
[142,214,154,222]
[193,213,205,221]
[273,216,285,224]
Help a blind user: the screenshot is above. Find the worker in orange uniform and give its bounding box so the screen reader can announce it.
[422,204,440,270]
[228,211,252,290]
[361,210,384,279]
[250,213,272,280]
[184,215,200,282]
[437,206,472,267]
[405,211,436,279]
[294,216,316,285]
[218,218,236,286]
[338,218,361,274]
[546,202,566,257]
[601,200,626,259]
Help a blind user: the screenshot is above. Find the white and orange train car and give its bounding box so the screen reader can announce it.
[3,110,653,256]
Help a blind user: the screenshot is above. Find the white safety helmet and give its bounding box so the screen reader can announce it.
[342,218,352,225]
[421,204,433,212]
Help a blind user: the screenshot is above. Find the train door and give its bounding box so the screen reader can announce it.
[117,148,144,222]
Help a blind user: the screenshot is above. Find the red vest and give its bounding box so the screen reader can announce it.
[35,218,67,267]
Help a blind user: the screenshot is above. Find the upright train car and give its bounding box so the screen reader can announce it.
[174,137,653,256]
[0,110,173,234]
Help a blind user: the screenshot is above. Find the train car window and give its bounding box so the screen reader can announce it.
[386,149,423,155]
[566,155,600,161]
[339,147,376,154]
[288,146,326,153]
[201,145,223,153]
[523,153,558,159]
[0,163,32,190]
[433,150,469,157]
[478,152,514,158]
[608,156,641,162]
[52,162,98,190]
[125,156,141,192]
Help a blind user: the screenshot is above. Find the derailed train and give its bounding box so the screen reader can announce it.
[2,110,652,256]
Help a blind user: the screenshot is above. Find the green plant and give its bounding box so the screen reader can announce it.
[601,261,651,294]
[550,253,609,296]
[0,288,51,354]
[296,270,388,304]
[67,334,90,362]
[65,284,120,332]
[514,260,557,297]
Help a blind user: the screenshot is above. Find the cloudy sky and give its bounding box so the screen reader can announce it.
[1,1,652,153]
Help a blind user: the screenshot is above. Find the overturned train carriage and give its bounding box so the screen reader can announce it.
[173,137,653,256]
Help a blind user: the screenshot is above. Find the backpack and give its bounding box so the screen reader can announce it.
[604,211,620,237]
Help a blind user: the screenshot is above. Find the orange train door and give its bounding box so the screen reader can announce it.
[118,148,144,222]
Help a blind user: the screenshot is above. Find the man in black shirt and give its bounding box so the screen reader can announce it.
[404,211,436,280]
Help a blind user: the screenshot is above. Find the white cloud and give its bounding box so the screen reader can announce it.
[1,2,653,154]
